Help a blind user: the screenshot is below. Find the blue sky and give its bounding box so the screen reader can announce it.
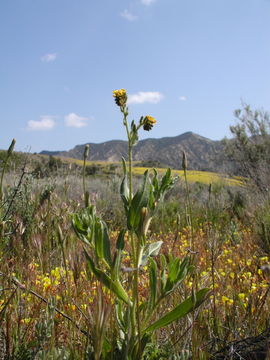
[1,0,270,152]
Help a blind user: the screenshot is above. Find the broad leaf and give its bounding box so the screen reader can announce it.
[140,241,163,267]
[112,229,126,279]
[127,171,150,230]
[143,288,209,334]
[94,220,112,268]
[120,158,129,210]
[148,257,158,310]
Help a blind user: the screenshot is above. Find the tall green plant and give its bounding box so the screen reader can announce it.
[72,89,209,359]
[0,139,16,240]
[0,139,16,202]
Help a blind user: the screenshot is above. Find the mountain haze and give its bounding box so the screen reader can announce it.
[41,132,226,172]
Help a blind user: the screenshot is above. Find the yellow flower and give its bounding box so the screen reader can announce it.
[42,276,52,290]
[221,296,233,305]
[238,293,246,300]
[113,89,127,107]
[246,259,252,266]
[70,304,76,311]
[142,115,157,131]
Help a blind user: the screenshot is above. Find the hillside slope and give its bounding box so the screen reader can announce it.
[41,132,226,171]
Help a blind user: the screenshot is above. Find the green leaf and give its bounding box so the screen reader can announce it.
[160,254,167,293]
[158,168,177,200]
[116,229,126,251]
[72,206,96,246]
[94,220,112,267]
[130,120,139,146]
[148,257,158,310]
[164,256,190,295]
[143,288,209,334]
[84,249,131,305]
[140,241,163,267]
[120,158,129,209]
[115,301,128,333]
[128,171,150,230]
[112,229,126,279]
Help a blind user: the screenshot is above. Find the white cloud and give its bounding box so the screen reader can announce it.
[141,0,156,5]
[41,53,57,62]
[65,113,88,128]
[120,9,137,21]
[27,116,55,131]
[179,96,187,101]
[128,91,164,104]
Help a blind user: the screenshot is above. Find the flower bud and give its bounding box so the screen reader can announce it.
[182,151,187,171]
[84,144,90,160]
[7,138,16,156]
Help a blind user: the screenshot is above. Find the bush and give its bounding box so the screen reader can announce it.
[224,104,270,194]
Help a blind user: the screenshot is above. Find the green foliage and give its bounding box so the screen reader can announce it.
[144,288,209,334]
[224,103,270,193]
[32,156,65,178]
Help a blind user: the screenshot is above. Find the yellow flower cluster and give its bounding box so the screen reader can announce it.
[143,115,157,131]
[113,88,127,107]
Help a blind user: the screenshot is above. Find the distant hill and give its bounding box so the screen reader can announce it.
[40,132,227,172]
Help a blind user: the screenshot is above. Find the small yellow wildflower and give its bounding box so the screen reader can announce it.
[42,276,52,290]
[142,115,157,131]
[221,296,233,305]
[81,304,87,311]
[113,89,127,107]
[238,293,246,300]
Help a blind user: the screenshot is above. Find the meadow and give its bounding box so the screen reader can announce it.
[1,91,270,360]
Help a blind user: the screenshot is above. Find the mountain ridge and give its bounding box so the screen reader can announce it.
[40,132,226,172]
